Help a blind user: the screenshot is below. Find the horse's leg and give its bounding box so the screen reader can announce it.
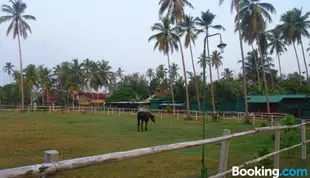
[145,121,148,131]
[141,120,144,132]
[137,118,140,132]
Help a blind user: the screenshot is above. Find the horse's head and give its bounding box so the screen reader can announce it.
[150,114,155,123]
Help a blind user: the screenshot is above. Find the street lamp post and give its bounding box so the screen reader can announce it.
[201,33,226,178]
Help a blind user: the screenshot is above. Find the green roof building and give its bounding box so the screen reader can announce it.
[237,94,310,117]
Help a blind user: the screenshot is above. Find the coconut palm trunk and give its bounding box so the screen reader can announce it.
[176,22,191,120]
[277,53,283,80]
[300,39,309,85]
[179,40,191,119]
[189,42,201,111]
[293,42,303,85]
[167,52,176,115]
[267,58,275,90]
[257,46,271,114]
[251,45,261,87]
[236,3,249,116]
[17,32,24,111]
[216,67,220,80]
[206,29,216,114]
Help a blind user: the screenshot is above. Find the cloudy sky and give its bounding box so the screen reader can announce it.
[0,0,310,87]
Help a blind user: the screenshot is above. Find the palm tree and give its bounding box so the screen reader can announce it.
[3,62,15,82]
[116,67,124,81]
[268,29,287,79]
[211,50,223,80]
[159,0,194,119]
[219,0,249,116]
[97,59,114,89]
[277,9,303,85]
[148,16,179,115]
[293,8,310,86]
[221,68,234,80]
[170,62,180,81]
[197,52,209,69]
[81,58,93,91]
[237,0,276,114]
[146,68,154,83]
[37,65,52,105]
[240,49,274,84]
[195,10,225,114]
[180,14,201,111]
[24,64,38,106]
[240,49,261,83]
[0,0,36,110]
[155,64,167,84]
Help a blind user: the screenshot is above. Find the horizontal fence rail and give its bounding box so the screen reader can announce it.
[0,123,308,178]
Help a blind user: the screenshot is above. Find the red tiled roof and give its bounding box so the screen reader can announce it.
[78,92,108,99]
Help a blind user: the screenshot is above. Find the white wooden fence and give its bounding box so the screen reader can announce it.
[0,122,308,178]
[0,105,287,124]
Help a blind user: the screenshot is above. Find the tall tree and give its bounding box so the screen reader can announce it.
[195,9,225,114]
[24,64,38,106]
[293,8,310,86]
[159,0,194,119]
[0,0,36,110]
[148,16,179,114]
[3,62,15,82]
[268,29,287,79]
[146,68,154,83]
[170,62,180,81]
[116,67,124,81]
[37,65,52,105]
[219,0,249,116]
[155,64,167,84]
[211,50,223,80]
[277,9,303,85]
[221,68,234,80]
[181,14,201,111]
[237,0,276,114]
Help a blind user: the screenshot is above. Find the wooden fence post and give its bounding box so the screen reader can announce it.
[271,115,274,127]
[161,110,163,119]
[253,114,255,127]
[41,150,59,178]
[273,126,280,169]
[119,108,121,116]
[218,129,231,178]
[112,108,114,115]
[107,108,110,116]
[196,111,198,121]
[177,110,179,120]
[237,112,240,122]
[130,109,133,117]
[301,120,306,160]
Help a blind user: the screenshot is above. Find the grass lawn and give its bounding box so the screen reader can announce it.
[0,112,309,178]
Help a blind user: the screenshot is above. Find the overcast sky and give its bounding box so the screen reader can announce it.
[0,0,310,87]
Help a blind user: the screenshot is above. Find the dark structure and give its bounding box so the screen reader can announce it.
[236,94,310,117]
[105,101,149,109]
[137,111,155,132]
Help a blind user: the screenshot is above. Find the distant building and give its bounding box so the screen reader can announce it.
[236,94,310,117]
[75,92,108,106]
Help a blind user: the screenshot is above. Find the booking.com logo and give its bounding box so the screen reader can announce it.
[232,166,308,178]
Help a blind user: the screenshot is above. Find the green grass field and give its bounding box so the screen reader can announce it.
[0,112,309,178]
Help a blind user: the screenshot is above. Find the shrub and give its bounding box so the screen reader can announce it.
[254,147,273,168]
[244,118,252,125]
[166,105,172,113]
[260,122,267,127]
